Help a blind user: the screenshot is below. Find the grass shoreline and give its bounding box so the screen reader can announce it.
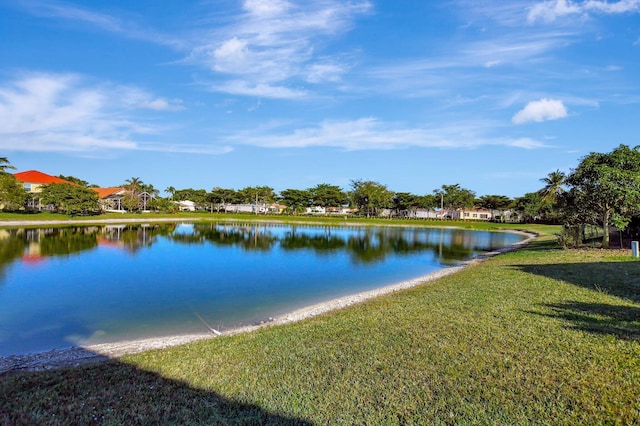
[0,217,536,372]
[2,219,639,423]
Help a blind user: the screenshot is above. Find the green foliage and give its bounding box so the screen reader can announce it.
[350,179,394,217]
[308,183,346,207]
[565,144,640,248]
[123,177,144,194]
[57,174,90,187]
[476,194,512,210]
[514,191,556,223]
[40,183,100,215]
[173,188,208,209]
[392,192,422,212]
[434,183,476,211]
[237,186,276,205]
[0,156,16,173]
[538,169,566,204]
[279,188,312,214]
[0,174,27,211]
[209,187,239,209]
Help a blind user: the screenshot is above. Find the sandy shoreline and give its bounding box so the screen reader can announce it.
[0,221,534,374]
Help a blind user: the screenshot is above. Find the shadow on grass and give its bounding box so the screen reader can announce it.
[1,349,313,425]
[536,301,640,341]
[515,261,640,341]
[514,261,640,303]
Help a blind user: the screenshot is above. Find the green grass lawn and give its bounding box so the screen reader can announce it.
[1,224,639,424]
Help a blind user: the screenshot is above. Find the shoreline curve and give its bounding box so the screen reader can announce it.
[0,223,535,374]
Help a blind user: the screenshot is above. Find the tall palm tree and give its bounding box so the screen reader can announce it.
[538,169,566,204]
[0,157,16,174]
[165,186,176,200]
[124,177,143,194]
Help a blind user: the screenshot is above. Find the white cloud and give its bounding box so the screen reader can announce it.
[528,0,582,23]
[508,137,549,149]
[225,117,548,151]
[0,73,214,155]
[512,98,568,124]
[528,0,640,23]
[243,0,291,17]
[211,80,307,99]
[191,1,372,98]
[584,0,640,14]
[305,62,347,83]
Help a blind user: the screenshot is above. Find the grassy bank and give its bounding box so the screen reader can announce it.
[2,226,639,424]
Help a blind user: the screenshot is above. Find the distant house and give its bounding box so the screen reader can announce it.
[13,170,75,209]
[91,187,126,212]
[13,170,74,193]
[450,208,493,221]
[176,200,196,211]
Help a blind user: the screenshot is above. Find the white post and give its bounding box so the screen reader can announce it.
[632,241,639,258]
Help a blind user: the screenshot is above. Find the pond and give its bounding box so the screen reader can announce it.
[0,222,526,356]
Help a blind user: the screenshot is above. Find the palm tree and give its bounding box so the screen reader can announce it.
[0,157,16,174]
[165,186,176,200]
[538,170,566,204]
[123,177,143,195]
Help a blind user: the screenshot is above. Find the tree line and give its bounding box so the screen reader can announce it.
[2,144,640,248]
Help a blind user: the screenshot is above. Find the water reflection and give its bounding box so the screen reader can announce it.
[0,223,521,276]
[0,222,525,355]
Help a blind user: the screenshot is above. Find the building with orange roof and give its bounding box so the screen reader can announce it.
[13,170,76,210]
[91,187,126,211]
[13,170,75,193]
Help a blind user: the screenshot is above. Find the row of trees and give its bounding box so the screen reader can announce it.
[2,145,640,249]
[166,181,511,218]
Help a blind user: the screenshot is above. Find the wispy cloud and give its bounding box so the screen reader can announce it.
[224,117,548,151]
[512,98,568,123]
[13,0,185,48]
[528,0,640,23]
[0,73,225,155]
[189,0,372,99]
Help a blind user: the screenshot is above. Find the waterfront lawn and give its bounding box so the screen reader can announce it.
[1,229,639,424]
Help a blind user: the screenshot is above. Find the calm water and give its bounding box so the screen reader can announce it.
[0,222,525,356]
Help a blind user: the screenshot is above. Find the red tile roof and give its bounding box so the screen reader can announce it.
[91,187,124,198]
[13,170,75,185]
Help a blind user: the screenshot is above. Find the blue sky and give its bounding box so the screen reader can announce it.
[1,0,639,198]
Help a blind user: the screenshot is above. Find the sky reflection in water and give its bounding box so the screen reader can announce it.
[0,223,525,355]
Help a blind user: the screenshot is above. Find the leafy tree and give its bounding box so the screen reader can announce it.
[151,197,179,213]
[121,192,141,212]
[174,188,208,209]
[58,175,90,187]
[513,192,547,223]
[0,173,27,211]
[309,184,347,207]
[280,189,312,215]
[434,184,476,211]
[393,192,423,216]
[238,186,275,210]
[350,179,394,218]
[565,144,640,248]
[0,157,16,174]
[476,195,512,211]
[209,187,238,211]
[40,183,100,215]
[419,193,439,210]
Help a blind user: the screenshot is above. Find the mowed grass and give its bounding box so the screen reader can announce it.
[1,227,639,424]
